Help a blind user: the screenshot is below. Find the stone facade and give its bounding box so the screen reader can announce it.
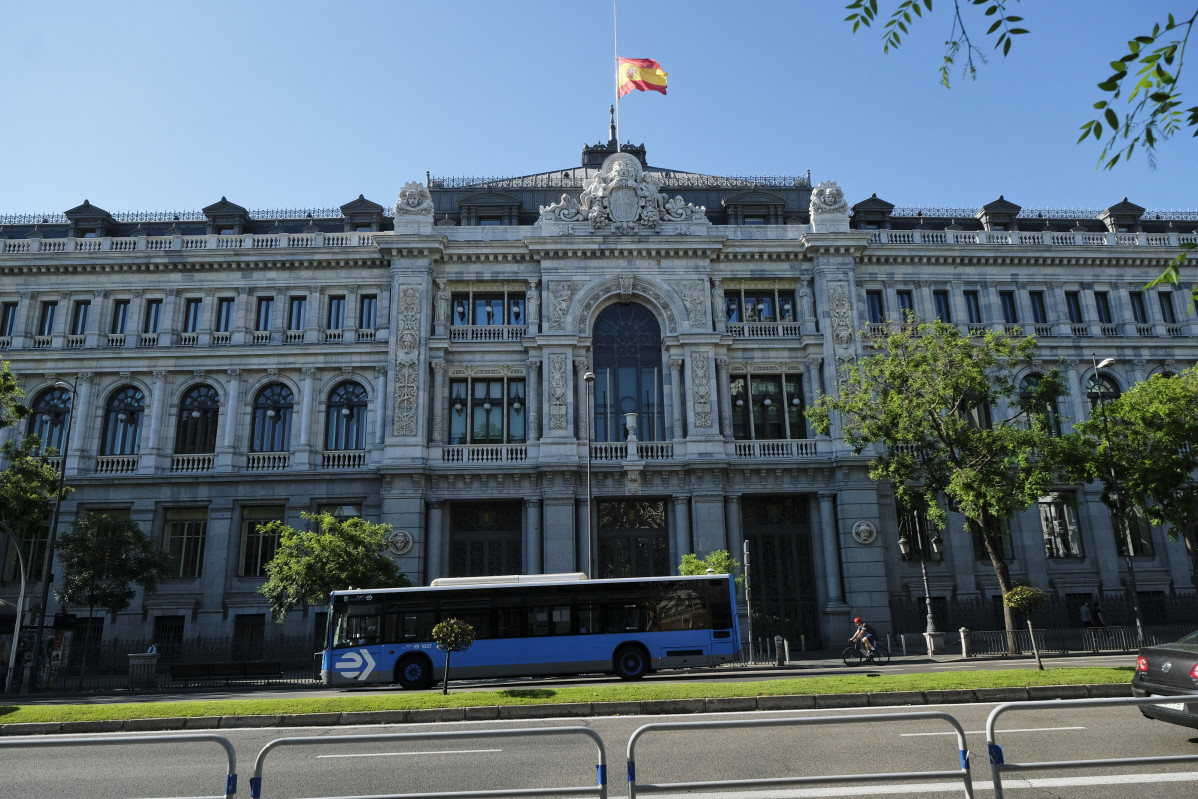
[1,137,1196,650]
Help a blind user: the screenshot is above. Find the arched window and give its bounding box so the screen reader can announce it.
[27,386,71,455]
[251,383,295,452]
[101,386,145,455]
[1086,373,1120,412]
[1018,373,1062,437]
[174,384,220,454]
[326,381,367,450]
[591,303,665,442]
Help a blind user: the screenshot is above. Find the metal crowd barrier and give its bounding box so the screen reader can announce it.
[0,732,238,798]
[625,712,974,798]
[986,696,1198,799]
[249,726,608,799]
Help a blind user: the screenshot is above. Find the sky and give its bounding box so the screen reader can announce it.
[1,0,1194,218]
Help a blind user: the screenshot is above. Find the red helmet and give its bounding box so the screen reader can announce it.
[853,617,862,623]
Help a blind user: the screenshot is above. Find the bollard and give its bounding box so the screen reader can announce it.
[959,627,971,658]
[800,634,806,653]
[774,635,785,666]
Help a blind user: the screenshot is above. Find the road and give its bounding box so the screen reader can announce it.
[3,699,1196,798]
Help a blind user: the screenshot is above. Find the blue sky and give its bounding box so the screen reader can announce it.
[1,1,1193,216]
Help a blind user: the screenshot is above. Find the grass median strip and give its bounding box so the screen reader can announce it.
[0,667,1132,725]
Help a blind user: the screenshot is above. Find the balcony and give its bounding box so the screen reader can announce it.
[448,325,526,342]
[442,444,528,464]
[247,452,291,471]
[171,454,213,473]
[95,455,139,475]
[0,231,377,255]
[732,440,819,459]
[870,228,1198,248]
[726,321,802,339]
[322,450,365,469]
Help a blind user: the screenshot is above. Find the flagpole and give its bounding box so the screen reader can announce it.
[613,0,620,151]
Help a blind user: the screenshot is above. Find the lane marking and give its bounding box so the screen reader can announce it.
[317,748,502,759]
[900,725,1084,736]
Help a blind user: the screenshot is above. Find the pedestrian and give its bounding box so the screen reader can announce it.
[1092,603,1106,629]
[147,642,158,654]
[1079,601,1093,627]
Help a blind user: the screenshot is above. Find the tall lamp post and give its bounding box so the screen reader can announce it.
[583,371,595,578]
[32,378,78,676]
[1089,355,1145,646]
[898,510,943,637]
[1,521,29,693]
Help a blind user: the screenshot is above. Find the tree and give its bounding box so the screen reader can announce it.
[1071,367,1198,592]
[1003,584,1049,670]
[806,320,1085,642]
[679,549,743,585]
[845,2,1198,290]
[259,512,409,621]
[431,617,475,695]
[54,512,171,683]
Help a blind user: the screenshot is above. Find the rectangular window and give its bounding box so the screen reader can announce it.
[1158,291,1177,324]
[38,301,57,336]
[359,295,377,329]
[327,296,345,330]
[0,302,17,337]
[866,290,885,324]
[1040,495,1085,558]
[730,373,806,441]
[110,300,129,334]
[1094,291,1112,324]
[1029,291,1048,324]
[215,298,234,333]
[932,290,952,323]
[288,296,307,330]
[448,377,526,444]
[1129,291,1148,324]
[1000,291,1018,324]
[239,505,285,577]
[143,299,162,334]
[963,290,982,324]
[1115,507,1155,557]
[1065,291,1084,323]
[3,523,47,583]
[895,290,914,319]
[70,300,90,335]
[164,507,207,579]
[970,519,1014,561]
[183,298,202,334]
[255,297,274,331]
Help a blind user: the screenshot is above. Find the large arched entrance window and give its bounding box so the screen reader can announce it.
[101,385,145,455]
[591,303,665,442]
[174,384,220,454]
[251,383,295,452]
[28,386,71,455]
[326,381,367,450]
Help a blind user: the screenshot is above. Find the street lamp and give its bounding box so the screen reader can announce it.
[897,508,943,634]
[1,521,29,693]
[32,377,78,679]
[1089,354,1145,646]
[583,371,596,578]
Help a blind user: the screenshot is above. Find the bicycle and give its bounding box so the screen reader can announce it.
[842,638,890,666]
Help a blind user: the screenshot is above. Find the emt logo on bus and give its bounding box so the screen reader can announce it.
[334,648,377,680]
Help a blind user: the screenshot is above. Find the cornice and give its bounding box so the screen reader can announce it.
[0,251,386,275]
[856,249,1176,269]
[525,236,724,260]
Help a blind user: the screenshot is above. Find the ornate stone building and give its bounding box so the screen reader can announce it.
[2,131,1196,651]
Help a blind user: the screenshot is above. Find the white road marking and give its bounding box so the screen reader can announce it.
[317,747,502,759]
[900,725,1084,736]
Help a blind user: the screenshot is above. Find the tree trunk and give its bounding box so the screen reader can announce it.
[442,651,451,695]
[1182,512,1198,594]
[978,513,1020,655]
[78,604,95,691]
[1027,618,1044,670]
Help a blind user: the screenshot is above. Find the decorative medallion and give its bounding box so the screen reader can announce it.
[386,530,414,556]
[852,521,878,545]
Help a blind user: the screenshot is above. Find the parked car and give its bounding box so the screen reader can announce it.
[1132,630,1198,730]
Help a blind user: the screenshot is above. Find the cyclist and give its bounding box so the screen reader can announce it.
[849,616,878,657]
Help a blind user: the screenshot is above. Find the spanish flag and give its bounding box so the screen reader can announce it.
[617,57,668,97]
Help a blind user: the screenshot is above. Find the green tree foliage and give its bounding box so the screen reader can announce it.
[1003,583,1049,669]
[1072,367,1198,591]
[55,512,171,681]
[679,550,743,585]
[431,617,476,695]
[259,512,409,621]
[0,361,28,431]
[0,362,61,547]
[845,3,1198,297]
[807,320,1085,638]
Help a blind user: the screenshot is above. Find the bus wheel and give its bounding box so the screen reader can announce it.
[396,655,432,690]
[614,645,648,681]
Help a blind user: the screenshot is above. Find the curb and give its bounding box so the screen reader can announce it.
[0,682,1133,737]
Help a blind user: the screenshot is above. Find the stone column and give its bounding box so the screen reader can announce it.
[295,367,316,469]
[818,490,845,605]
[67,373,94,475]
[430,360,446,445]
[711,278,726,333]
[221,368,241,450]
[142,370,169,473]
[426,501,445,583]
[673,495,692,566]
[1065,360,1089,433]
[526,280,540,335]
[542,497,578,573]
[527,360,540,443]
[433,280,449,337]
[724,495,744,569]
[374,365,387,447]
[525,497,543,574]
[716,357,732,439]
[233,287,250,345]
[574,358,590,441]
[668,357,684,440]
[306,284,322,343]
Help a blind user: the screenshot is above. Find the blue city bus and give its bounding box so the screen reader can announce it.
[318,573,741,689]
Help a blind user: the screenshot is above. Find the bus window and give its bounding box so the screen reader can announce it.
[333,606,381,648]
[383,604,432,643]
[656,584,709,630]
[495,595,523,638]
[577,603,600,634]
[527,591,571,636]
[439,598,492,639]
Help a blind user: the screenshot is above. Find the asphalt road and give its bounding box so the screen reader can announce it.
[3,699,1195,798]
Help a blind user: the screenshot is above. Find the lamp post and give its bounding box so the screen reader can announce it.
[1,521,29,693]
[898,510,943,635]
[32,377,77,679]
[583,371,595,578]
[1089,355,1145,646]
